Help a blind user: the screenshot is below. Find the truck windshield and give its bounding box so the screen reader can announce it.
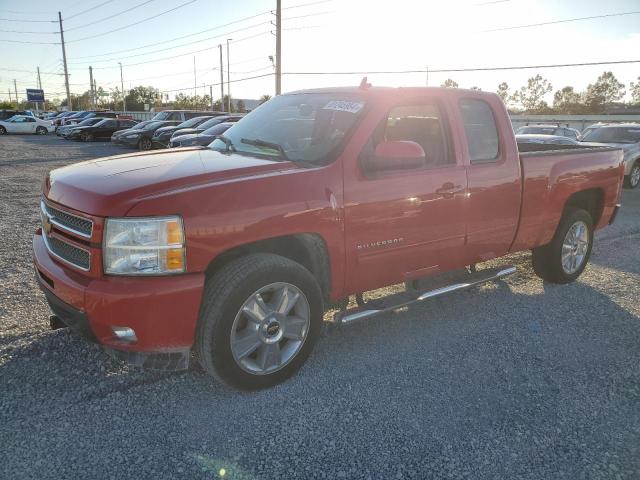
[581,126,640,144]
[210,93,366,163]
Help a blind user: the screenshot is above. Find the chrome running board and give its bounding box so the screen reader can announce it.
[336,266,516,325]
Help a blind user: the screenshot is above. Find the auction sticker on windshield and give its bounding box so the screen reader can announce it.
[322,100,364,114]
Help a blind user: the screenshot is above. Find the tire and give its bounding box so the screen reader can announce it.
[0,126,6,134]
[35,126,48,135]
[624,161,640,189]
[195,253,323,390]
[81,132,93,142]
[138,137,152,150]
[532,208,593,284]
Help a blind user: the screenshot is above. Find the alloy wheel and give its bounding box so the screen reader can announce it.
[561,220,589,274]
[230,282,310,375]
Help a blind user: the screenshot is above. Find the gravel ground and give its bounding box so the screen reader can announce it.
[1,134,639,479]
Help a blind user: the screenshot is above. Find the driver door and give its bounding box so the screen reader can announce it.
[344,100,469,294]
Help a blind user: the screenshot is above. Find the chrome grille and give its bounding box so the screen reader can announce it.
[41,201,93,237]
[43,235,91,271]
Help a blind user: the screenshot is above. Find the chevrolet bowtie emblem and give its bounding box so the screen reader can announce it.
[43,216,52,234]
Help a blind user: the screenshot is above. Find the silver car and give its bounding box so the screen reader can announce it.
[515,124,582,140]
[580,123,640,189]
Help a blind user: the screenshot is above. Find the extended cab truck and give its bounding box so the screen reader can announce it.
[33,86,624,389]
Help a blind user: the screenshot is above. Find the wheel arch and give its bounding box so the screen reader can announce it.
[563,188,604,225]
[204,233,332,301]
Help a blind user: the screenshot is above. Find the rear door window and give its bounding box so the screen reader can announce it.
[459,99,500,163]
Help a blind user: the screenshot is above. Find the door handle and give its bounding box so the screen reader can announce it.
[435,182,463,198]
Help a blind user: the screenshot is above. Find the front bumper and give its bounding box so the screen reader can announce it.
[33,230,205,370]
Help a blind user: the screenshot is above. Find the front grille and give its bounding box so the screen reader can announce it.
[42,202,93,237]
[45,235,91,271]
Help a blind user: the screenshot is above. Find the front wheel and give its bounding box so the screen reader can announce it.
[138,137,152,150]
[81,132,93,142]
[625,161,640,189]
[195,254,323,390]
[0,126,6,134]
[36,126,48,135]
[532,208,593,284]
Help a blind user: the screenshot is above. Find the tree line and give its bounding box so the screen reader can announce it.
[441,72,640,114]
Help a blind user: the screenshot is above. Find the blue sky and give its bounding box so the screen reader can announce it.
[1,0,639,103]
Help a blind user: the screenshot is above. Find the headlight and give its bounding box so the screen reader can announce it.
[103,216,186,275]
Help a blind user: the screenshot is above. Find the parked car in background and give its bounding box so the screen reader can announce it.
[515,134,581,146]
[171,115,243,139]
[0,109,35,121]
[110,120,154,143]
[51,111,78,127]
[112,120,181,150]
[57,117,105,137]
[34,86,624,389]
[0,115,54,135]
[61,111,117,127]
[580,123,640,188]
[151,115,214,148]
[67,118,139,142]
[169,122,235,147]
[516,124,581,140]
[151,110,219,122]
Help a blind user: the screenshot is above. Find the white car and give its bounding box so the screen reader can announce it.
[0,115,54,135]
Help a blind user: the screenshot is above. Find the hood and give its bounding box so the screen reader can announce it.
[45,148,297,216]
[154,125,179,136]
[172,128,199,137]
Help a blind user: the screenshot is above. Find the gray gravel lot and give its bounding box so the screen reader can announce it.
[1,134,639,479]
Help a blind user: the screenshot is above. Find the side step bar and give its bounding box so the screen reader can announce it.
[336,266,516,325]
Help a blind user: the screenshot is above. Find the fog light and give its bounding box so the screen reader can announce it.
[112,326,137,342]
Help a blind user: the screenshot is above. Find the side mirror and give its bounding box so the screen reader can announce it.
[363,140,426,174]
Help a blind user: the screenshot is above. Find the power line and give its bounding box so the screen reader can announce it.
[68,20,272,65]
[0,18,56,23]
[70,11,275,60]
[66,0,199,43]
[0,27,57,34]
[484,10,640,32]
[159,72,274,94]
[64,0,117,21]
[89,32,271,70]
[281,59,640,76]
[281,0,332,11]
[0,37,58,44]
[65,0,159,31]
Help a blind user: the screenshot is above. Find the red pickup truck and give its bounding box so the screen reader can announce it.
[33,86,624,389]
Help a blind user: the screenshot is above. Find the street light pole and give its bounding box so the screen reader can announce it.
[218,44,224,112]
[226,38,232,113]
[118,62,126,112]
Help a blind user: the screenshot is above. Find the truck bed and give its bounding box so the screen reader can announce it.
[510,145,624,252]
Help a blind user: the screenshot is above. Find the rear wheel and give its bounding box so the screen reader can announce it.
[195,254,323,390]
[81,132,93,142]
[625,161,640,189]
[138,137,152,150]
[0,126,6,134]
[532,208,593,284]
[36,126,48,135]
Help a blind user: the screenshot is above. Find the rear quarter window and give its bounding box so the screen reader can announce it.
[459,99,500,163]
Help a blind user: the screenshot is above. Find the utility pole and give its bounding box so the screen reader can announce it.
[58,12,72,110]
[118,62,126,112]
[8,88,12,104]
[209,85,213,111]
[226,38,231,112]
[93,78,97,107]
[13,79,18,108]
[193,56,197,98]
[89,66,94,109]
[218,44,224,112]
[37,67,43,113]
[275,0,281,95]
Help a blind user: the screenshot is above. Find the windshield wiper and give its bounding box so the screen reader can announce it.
[240,137,289,161]
[215,134,236,152]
